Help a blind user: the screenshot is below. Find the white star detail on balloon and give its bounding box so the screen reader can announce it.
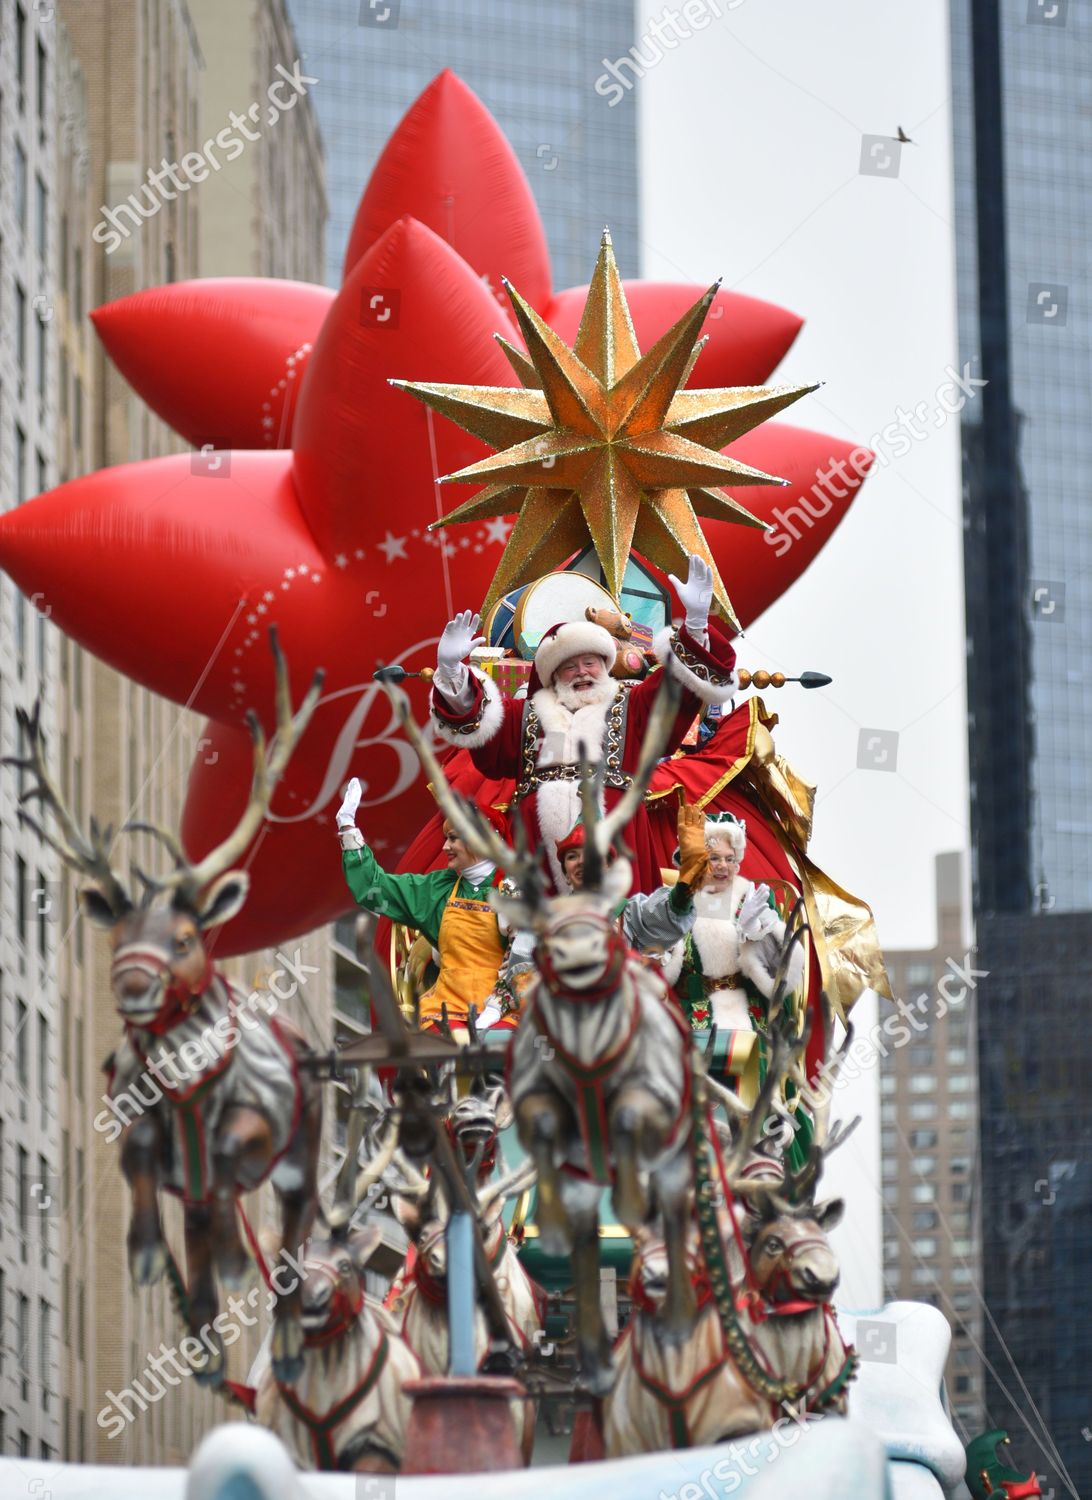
[378,531,408,563]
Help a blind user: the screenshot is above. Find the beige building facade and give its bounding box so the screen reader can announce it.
[51,0,330,1465]
[879,851,986,1437]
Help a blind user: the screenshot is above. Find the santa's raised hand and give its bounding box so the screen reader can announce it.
[437,608,485,676]
[668,553,715,639]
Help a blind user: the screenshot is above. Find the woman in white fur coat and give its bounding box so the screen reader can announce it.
[661,811,803,1107]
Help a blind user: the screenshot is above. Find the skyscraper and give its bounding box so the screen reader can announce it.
[951,2,1092,1493]
[285,0,640,290]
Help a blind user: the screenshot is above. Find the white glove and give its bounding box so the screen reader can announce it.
[475,1004,502,1031]
[437,610,485,677]
[667,553,714,638]
[738,883,776,940]
[337,777,363,828]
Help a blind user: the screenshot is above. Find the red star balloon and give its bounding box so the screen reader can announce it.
[0,71,872,956]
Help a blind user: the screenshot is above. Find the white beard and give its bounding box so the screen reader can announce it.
[533,677,621,889]
[552,675,616,713]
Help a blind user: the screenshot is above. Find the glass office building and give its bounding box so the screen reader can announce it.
[952,2,1092,1493]
[286,0,640,290]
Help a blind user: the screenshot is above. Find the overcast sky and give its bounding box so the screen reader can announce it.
[636,0,966,953]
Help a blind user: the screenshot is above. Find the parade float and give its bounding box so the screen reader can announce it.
[0,69,985,1500]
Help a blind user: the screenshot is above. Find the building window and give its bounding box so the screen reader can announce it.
[36,39,45,123]
[35,312,46,401]
[949,1101,972,1119]
[952,1266,973,1285]
[881,1101,897,1124]
[948,1047,967,1065]
[906,963,933,988]
[914,1155,936,1175]
[883,1183,899,1205]
[15,999,28,1085]
[911,1183,935,1203]
[39,1300,49,1411]
[881,1129,897,1154]
[14,142,27,229]
[73,247,83,323]
[15,5,28,97]
[948,1074,971,1092]
[912,1237,938,1257]
[910,1130,937,1148]
[909,1075,936,1093]
[15,859,28,948]
[14,421,26,504]
[883,1238,900,1262]
[35,176,46,262]
[911,1266,936,1286]
[880,1074,896,1095]
[909,1101,936,1120]
[17,1295,28,1400]
[912,1210,938,1230]
[910,1045,934,1067]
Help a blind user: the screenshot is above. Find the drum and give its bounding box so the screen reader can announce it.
[484,584,530,652]
[512,571,619,659]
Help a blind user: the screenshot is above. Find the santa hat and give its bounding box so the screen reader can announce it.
[533,619,616,689]
[555,824,586,859]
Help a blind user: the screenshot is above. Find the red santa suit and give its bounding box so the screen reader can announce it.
[429,619,737,892]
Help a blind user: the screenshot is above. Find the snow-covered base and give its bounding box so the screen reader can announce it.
[0,1416,889,1498]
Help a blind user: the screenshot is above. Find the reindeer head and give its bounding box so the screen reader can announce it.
[297,1221,380,1342]
[4,629,322,1032]
[743,1193,844,1307]
[445,1087,511,1181]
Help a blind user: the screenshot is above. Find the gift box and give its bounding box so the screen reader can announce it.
[476,655,533,699]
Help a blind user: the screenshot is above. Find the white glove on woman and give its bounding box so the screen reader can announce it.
[435,609,485,697]
[336,777,364,849]
[475,1003,502,1031]
[738,882,777,940]
[667,553,714,638]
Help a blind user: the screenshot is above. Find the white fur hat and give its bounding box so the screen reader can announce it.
[534,619,616,687]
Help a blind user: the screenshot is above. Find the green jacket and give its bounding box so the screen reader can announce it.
[342,844,497,945]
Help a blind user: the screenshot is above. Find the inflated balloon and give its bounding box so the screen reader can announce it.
[87,73,806,455]
[343,69,553,312]
[292,216,518,560]
[89,278,334,451]
[0,62,878,955]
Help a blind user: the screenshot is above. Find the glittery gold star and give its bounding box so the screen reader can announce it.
[393,229,815,626]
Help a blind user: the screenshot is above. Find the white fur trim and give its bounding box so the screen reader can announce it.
[534,621,615,687]
[653,626,738,706]
[430,668,504,750]
[661,941,684,987]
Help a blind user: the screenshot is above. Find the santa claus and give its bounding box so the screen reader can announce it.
[429,555,737,891]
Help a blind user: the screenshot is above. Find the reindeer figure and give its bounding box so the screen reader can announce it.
[253,1105,421,1471]
[5,631,323,1385]
[387,672,695,1395]
[386,1099,541,1459]
[603,1013,805,1456]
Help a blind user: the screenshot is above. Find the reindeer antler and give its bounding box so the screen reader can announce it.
[716,1007,810,1184]
[382,679,542,901]
[476,1157,537,1224]
[129,627,324,903]
[4,702,132,917]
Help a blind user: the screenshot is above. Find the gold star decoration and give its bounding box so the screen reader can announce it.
[392,229,815,627]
